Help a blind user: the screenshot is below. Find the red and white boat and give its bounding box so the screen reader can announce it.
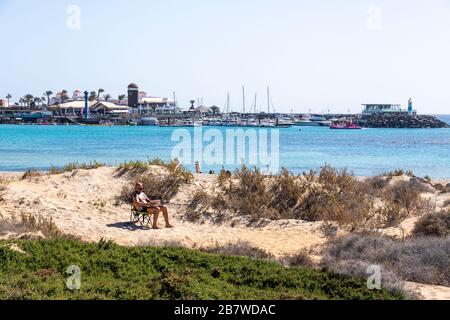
[330,122,362,130]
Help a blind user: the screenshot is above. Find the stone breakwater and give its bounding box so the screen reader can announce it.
[359,114,450,129]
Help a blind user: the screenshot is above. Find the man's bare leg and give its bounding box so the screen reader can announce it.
[147,208,160,229]
[160,206,174,228]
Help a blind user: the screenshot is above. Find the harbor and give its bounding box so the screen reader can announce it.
[2,84,448,129]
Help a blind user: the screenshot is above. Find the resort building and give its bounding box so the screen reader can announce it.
[49,101,94,116]
[90,102,131,116]
[50,101,130,117]
[361,104,406,114]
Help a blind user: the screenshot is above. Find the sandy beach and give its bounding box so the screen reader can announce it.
[1,167,449,300]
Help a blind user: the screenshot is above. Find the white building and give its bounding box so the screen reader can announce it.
[362,104,406,114]
[72,90,84,101]
[91,102,131,116]
[0,99,11,108]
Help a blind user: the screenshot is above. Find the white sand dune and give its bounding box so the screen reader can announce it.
[0,167,449,300]
[0,167,327,255]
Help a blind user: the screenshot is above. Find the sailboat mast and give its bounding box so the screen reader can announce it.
[173,91,177,108]
[242,86,245,114]
[267,86,270,114]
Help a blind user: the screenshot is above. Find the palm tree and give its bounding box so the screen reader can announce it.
[34,97,42,108]
[61,90,69,103]
[189,100,196,110]
[23,94,34,108]
[88,91,97,102]
[44,91,53,106]
[210,105,220,115]
[6,94,12,107]
[104,94,111,102]
[41,96,47,110]
[97,89,104,101]
[118,94,126,105]
[19,98,25,107]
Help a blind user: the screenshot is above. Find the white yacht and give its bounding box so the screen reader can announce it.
[295,114,327,126]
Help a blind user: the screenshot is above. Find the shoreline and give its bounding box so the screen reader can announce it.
[2,168,450,182]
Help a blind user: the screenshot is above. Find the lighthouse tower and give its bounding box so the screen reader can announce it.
[408,98,413,115]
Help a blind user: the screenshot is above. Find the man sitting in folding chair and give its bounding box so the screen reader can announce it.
[133,182,174,229]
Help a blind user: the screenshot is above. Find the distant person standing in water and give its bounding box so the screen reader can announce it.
[195,161,203,174]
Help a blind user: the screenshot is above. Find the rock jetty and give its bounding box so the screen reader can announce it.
[359,114,449,129]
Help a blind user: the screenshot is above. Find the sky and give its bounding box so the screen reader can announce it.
[1,0,450,114]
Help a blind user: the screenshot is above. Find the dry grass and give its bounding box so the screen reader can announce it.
[281,250,316,268]
[0,212,76,240]
[376,181,434,234]
[383,169,414,179]
[185,165,433,232]
[413,211,450,238]
[322,234,450,287]
[116,160,152,176]
[20,162,106,180]
[21,169,43,180]
[48,161,105,175]
[444,199,450,208]
[0,175,10,203]
[201,240,274,260]
[298,166,377,231]
[186,190,211,222]
[116,159,193,205]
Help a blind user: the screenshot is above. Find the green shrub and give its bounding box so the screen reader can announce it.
[0,238,404,300]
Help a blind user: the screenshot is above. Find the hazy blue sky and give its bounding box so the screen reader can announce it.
[1,0,449,113]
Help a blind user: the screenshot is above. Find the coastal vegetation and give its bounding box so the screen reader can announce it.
[0,175,10,204]
[412,211,450,238]
[186,165,433,233]
[383,169,414,179]
[322,233,450,287]
[1,160,448,299]
[116,159,193,204]
[48,161,106,175]
[0,237,403,300]
[0,212,71,240]
[20,161,106,180]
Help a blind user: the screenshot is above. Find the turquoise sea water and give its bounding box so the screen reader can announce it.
[0,115,449,178]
